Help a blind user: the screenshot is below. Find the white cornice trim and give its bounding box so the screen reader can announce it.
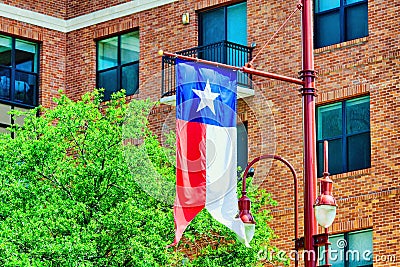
[0,3,66,32]
[66,0,177,32]
[0,0,177,33]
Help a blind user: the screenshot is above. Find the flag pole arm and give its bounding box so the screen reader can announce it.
[242,65,304,86]
[158,50,305,86]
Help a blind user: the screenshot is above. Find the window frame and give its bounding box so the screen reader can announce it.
[316,96,371,176]
[198,1,247,47]
[96,31,139,100]
[237,121,248,173]
[314,0,368,48]
[0,35,40,108]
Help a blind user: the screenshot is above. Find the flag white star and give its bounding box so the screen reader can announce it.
[192,80,220,115]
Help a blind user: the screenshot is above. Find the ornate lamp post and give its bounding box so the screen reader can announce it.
[242,1,324,265]
[238,154,300,266]
[238,141,337,267]
[160,0,334,265]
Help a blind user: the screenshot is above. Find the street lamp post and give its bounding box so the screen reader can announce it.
[238,154,300,267]
[159,0,330,265]
[244,1,320,265]
[244,1,321,265]
[238,141,337,267]
[299,1,318,267]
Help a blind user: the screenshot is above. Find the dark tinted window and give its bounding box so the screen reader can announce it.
[199,2,247,46]
[317,96,370,176]
[314,0,368,48]
[0,35,39,107]
[97,31,139,100]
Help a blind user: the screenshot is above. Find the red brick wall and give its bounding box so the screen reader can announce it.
[1,0,67,19]
[65,27,97,100]
[64,1,400,265]
[251,0,400,265]
[372,192,400,266]
[66,0,132,19]
[40,30,67,108]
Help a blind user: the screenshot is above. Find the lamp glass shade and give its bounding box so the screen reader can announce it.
[244,223,255,245]
[315,204,336,228]
[235,223,255,247]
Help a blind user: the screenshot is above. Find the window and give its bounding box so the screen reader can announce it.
[0,35,39,107]
[237,122,248,172]
[97,31,139,100]
[0,103,11,134]
[314,0,368,48]
[198,2,250,85]
[319,229,373,267]
[0,103,29,136]
[198,2,247,66]
[199,2,247,47]
[317,96,370,177]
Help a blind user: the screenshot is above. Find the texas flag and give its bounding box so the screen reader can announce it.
[170,58,251,247]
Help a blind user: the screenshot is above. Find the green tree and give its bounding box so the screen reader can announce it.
[0,90,174,266]
[0,90,287,266]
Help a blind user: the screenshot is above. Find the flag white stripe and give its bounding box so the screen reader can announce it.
[204,125,248,245]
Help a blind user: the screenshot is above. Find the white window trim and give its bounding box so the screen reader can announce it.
[0,0,177,33]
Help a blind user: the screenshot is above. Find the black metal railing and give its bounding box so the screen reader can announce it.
[161,41,254,97]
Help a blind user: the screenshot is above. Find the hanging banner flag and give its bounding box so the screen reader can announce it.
[170,58,250,247]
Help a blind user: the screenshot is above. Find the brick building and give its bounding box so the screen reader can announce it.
[0,0,399,266]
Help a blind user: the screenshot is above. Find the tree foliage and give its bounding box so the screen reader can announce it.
[0,90,287,266]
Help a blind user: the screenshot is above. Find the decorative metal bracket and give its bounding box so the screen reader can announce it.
[294,232,330,250]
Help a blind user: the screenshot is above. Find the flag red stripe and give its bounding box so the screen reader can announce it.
[176,119,206,189]
[172,119,207,245]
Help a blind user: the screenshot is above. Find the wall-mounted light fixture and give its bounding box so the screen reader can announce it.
[182,13,190,25]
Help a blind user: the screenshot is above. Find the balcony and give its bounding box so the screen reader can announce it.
[160,41,255,105]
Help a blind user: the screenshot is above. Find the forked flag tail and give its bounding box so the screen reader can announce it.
[169,58,251,247]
